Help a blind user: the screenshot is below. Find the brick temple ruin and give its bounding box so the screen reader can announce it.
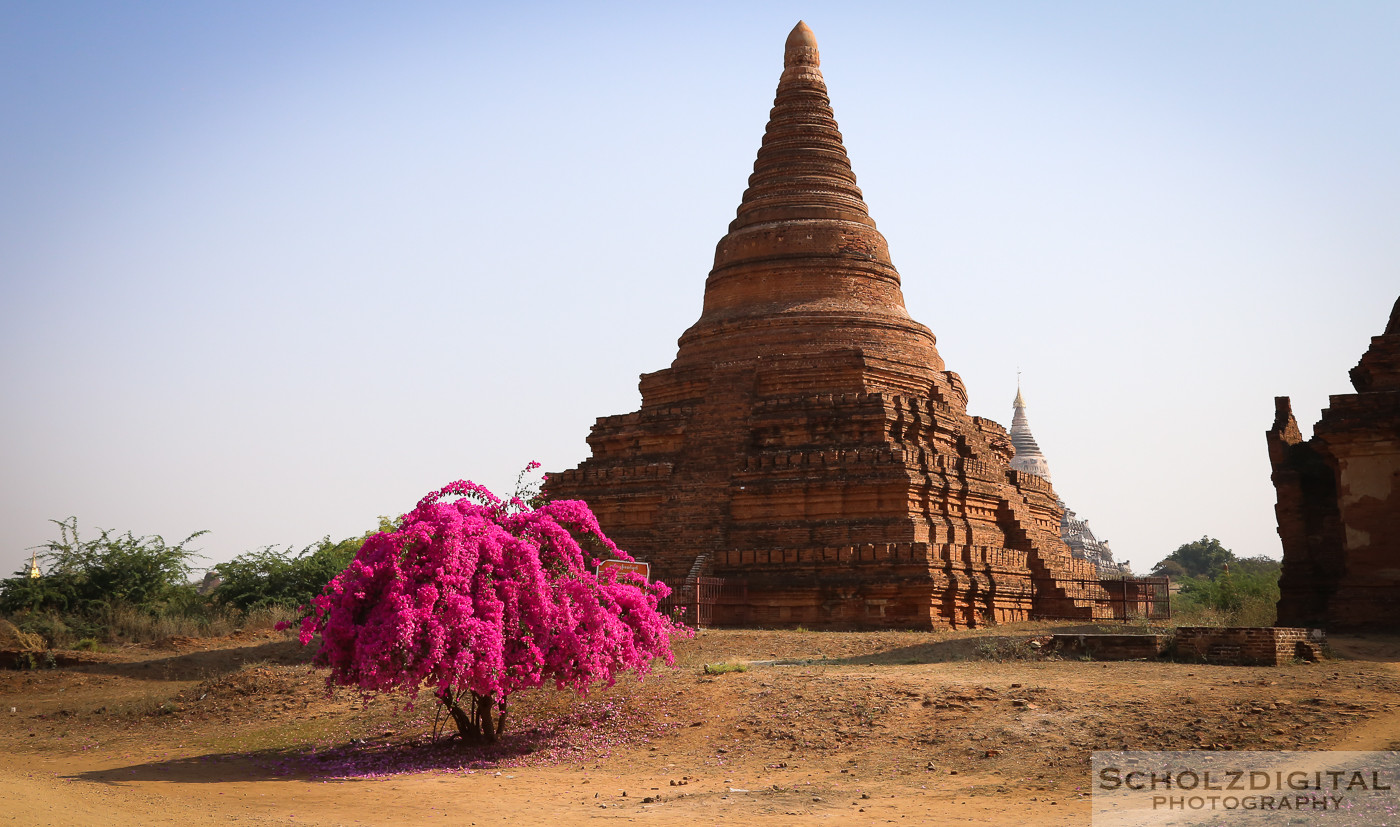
[547,22,1165,628]
[1268,294,1400,630]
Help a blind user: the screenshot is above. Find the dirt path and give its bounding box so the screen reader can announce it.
[1,625,1395,826]
[0,760,1090,826]
[1316,635,1400,752]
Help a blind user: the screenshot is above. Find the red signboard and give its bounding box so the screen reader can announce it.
[596,559,650,581]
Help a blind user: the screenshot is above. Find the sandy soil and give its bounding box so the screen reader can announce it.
[1,623,1397,826]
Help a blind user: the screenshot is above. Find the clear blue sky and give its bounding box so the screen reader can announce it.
[2,1,1396,577]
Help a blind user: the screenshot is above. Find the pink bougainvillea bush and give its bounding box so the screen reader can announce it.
[296,473,681,743]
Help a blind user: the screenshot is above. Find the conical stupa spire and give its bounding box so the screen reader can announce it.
[674,22,951,398]
[1010,386,1052,481]
[726,21,874,235]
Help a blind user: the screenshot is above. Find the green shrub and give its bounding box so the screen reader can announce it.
[1170,569,1279,627]
[16,650,57,670]
[1,516,386,646]
[212,536,362,612]
[8,611,97,649]
[703,661,749,674]
[1152,537,1280,627]
[0,517,204,617]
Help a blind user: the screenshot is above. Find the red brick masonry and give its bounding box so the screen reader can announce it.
[1051,634,1168,660]
[1171,627,1325,666]
[1268,295,1400,631]
[547,23,1108,628]
[1052,628,1326,665]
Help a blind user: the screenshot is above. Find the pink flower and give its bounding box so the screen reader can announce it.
[299,479,684,740]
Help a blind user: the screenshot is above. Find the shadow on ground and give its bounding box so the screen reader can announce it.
[1325,634,1400,663]
[71,731,565,784]
[819,623,1149,666]
[64,639,312,682]
[817,629,1400,667]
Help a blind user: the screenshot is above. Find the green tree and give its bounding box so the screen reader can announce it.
[211,517,396,612]
[1211,568,1243,614]
[1155,538,1283,626]
[1153,559,1189,579]
[1151,536,1235,579]
[212,537,360,612]
[0,566,78,614]
[1230,555,1283,578]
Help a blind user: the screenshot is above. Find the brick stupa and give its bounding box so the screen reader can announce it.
[547,22,1101,628]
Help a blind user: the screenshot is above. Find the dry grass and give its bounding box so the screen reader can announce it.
[5,603,301,650]
[0,619,46,651]
[99,603,300,646]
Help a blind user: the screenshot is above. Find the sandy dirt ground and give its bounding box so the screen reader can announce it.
[1,623,1397,826]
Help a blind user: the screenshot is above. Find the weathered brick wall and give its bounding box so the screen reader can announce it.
[1052,634,1167,660]
[704,543,1040,629]
[1269,294,1400,631]
[550,380,1107,628]
[1173,627,1324,666]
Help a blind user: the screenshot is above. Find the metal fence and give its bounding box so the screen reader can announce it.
[657,576,746,628]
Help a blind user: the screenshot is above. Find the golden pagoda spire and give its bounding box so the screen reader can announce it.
[27,551,40,579]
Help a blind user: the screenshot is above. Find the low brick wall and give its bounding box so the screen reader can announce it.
[1051,634,1167,660]
[1173,627,1325,666]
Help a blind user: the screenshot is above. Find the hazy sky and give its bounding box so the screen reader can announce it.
[2,2,1396,579]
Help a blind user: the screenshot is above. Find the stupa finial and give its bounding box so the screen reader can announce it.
[784,21,820,67]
